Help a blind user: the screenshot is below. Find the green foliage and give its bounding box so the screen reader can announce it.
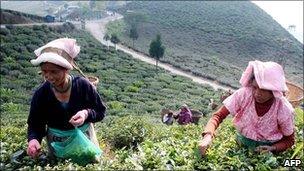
[1,102,24,114]
[292,108,304,159]
[108,101,125,111]
[149,34,165,60]
[110,34,120,44]
[149,34,165,70]
[129,24,139,48]
[106,20,126,37]
[125,85,140,93]
[101,116,153,149]
[1,24,302,170]
[124,11,148,27]
[0,9,45,24]
[103,33,110,41]
[0,28,10,35]
[118,1,303,87]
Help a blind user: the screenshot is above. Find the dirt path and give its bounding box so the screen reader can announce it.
[86,16,235,91]
[86,15,236,91]
[1,15,236,91]
[1,16,235,91]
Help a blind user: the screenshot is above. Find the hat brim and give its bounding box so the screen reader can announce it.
[30,52,73,70]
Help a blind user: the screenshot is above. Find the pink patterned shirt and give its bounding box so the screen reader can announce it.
[223,87,294,141]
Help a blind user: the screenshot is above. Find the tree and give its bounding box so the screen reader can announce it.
[129,24,138,48]
[124,11,148,27]
[103,33,111,50]
[89,0,96,10]
[64,3,69,10]
[149,34,165,71]
[110,34,120,50]
[277,38,291,70]
[125,12,147,47]
[45,7,54,15]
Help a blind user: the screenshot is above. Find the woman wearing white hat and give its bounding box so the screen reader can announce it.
[27,38,106,162]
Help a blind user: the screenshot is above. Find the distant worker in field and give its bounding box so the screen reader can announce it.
[163,110,174,125]
[175,104,193,125]
[220,89,232,102]
[27,38,106,163]
[199,60,295,156]
[208,98,218,110]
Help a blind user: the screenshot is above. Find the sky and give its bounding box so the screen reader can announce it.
[252,1,303,43]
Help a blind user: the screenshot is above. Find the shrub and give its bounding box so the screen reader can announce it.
[32,25,42,31]
[8,70,22,78]
[0,67,9,75]
[102,115,153,149]
[26,44,39,53]
[125,85,140,93]
[1,102,27,114]
[5,24,14,30]
[0,28,10,35]
[108,101,125,110]
[100,89,116,100]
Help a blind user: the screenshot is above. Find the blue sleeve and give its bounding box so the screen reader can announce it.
[27,90,47,143]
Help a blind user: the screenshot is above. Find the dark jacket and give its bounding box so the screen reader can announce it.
[27,76,106,143]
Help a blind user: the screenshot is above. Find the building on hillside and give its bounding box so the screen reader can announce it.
[67,6,80,11]
[44,15,55,23]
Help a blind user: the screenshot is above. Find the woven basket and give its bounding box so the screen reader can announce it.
[87,76,99,88]
[286,82,303,108]
[191,109,203,124]
[160,109,174,122]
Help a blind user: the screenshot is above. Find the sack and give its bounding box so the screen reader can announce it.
[50,124,102,165]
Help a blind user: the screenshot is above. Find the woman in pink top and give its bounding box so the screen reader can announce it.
[198,60,295,156]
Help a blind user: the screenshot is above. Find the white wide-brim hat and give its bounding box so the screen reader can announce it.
[30,38,80,69]
[30,52,73,69]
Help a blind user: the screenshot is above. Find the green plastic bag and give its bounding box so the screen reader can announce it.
[50,124,102,165]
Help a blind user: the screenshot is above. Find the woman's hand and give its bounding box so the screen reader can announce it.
[27,139,41,158]
[255,145,276,153]
[69,109,88,127]
[198,134,212,157]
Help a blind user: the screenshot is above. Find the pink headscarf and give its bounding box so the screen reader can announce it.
[239,60,288,98]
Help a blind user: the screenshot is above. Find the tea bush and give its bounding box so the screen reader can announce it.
[1,25,302,170]
[117,1,303,87]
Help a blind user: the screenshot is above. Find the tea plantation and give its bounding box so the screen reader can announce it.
[0,25,303,170]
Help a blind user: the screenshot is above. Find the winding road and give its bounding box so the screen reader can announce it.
[0,15,236,91]
[86,15,235,91]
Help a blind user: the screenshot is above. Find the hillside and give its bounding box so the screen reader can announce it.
[1,23,303,170]
[1,1,112,19]
[0,25,219,115]
[1,1,81,16]
[0,9,45,24]
[0,24,218,169]
[116,1,303,88]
